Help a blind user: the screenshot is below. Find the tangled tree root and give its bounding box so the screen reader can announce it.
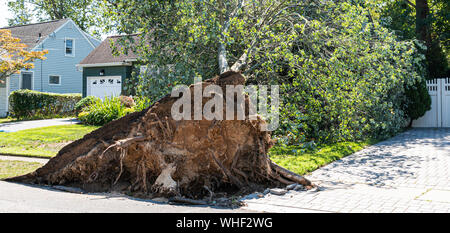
[6,71,313,200]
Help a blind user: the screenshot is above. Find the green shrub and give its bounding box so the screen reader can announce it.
[78,96,151,126]
[133,96,152,112]
[9,90,81,119]
[123,107,136,115]
[78,97,127,126]
[77,111,89,120]
[75,96,99,113]
[403,78,431,124]
[119,96,135,107]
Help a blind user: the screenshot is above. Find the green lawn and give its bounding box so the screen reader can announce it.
[0,124,100,158]
[0,120,376,176]
[0,160,43,179]
[269,140,377,175]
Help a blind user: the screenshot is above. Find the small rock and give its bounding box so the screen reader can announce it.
[269,188,288,195]
[294,184,305,191]
[286,183,297,190]
[215,197,232,206]
[216,197,230,202]
[243,193,259,199]
[53,185,85,194]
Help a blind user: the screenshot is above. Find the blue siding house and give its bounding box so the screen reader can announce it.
[0,18,101,116]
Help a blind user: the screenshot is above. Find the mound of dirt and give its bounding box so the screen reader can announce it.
[6,71,312,200]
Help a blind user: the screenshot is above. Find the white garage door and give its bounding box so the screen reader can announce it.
[87,76,122,99]
[413,78,450,127]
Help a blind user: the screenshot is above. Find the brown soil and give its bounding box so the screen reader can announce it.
[6,71,312,200]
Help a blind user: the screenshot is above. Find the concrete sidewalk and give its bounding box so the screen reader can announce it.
[0,155,49,164]
[0,118,80,132]
[242,128,450,213]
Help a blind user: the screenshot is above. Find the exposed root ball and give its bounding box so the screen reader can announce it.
[6,71,312,199]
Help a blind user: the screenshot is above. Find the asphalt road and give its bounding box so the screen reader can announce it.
[0,181,254,213]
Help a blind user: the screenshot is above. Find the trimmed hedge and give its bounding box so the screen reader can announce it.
[9,90,81,119]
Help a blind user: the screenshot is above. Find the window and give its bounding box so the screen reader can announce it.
[65,39,74,56]
[49,75,60,85]
[21,72,33,90]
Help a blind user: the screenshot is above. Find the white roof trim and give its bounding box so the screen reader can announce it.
[68,19,96,49]
[76,62,133,68]
[31,19,98,51]
[83,31,101,44]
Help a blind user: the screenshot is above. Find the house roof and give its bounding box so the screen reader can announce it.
[78,34,140,67]
[83,31,101,47]
[1,18,70,50]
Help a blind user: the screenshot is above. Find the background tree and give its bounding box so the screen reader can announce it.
[382,0,449,79]
[0,29,48,83]
[7,0,33,26]
[7,0,106,36]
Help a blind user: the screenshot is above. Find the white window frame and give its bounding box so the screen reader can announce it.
[20,71,34,90]
[48,75,62,86]
[65,37,75,57]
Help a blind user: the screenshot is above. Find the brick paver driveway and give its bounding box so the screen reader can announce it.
[242,128,450,213]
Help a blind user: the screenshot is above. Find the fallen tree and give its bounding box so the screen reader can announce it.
[6,71,313,200]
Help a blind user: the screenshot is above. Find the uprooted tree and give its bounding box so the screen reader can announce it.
[7,71,313,199]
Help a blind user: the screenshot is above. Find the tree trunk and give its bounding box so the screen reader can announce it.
[415,0,448,78]
[415,0,432,48]
[218,42,229,73]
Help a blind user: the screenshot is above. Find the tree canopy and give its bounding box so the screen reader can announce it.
[3,0,434,143]
[7,0,105,36]
[101,0,428,142]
